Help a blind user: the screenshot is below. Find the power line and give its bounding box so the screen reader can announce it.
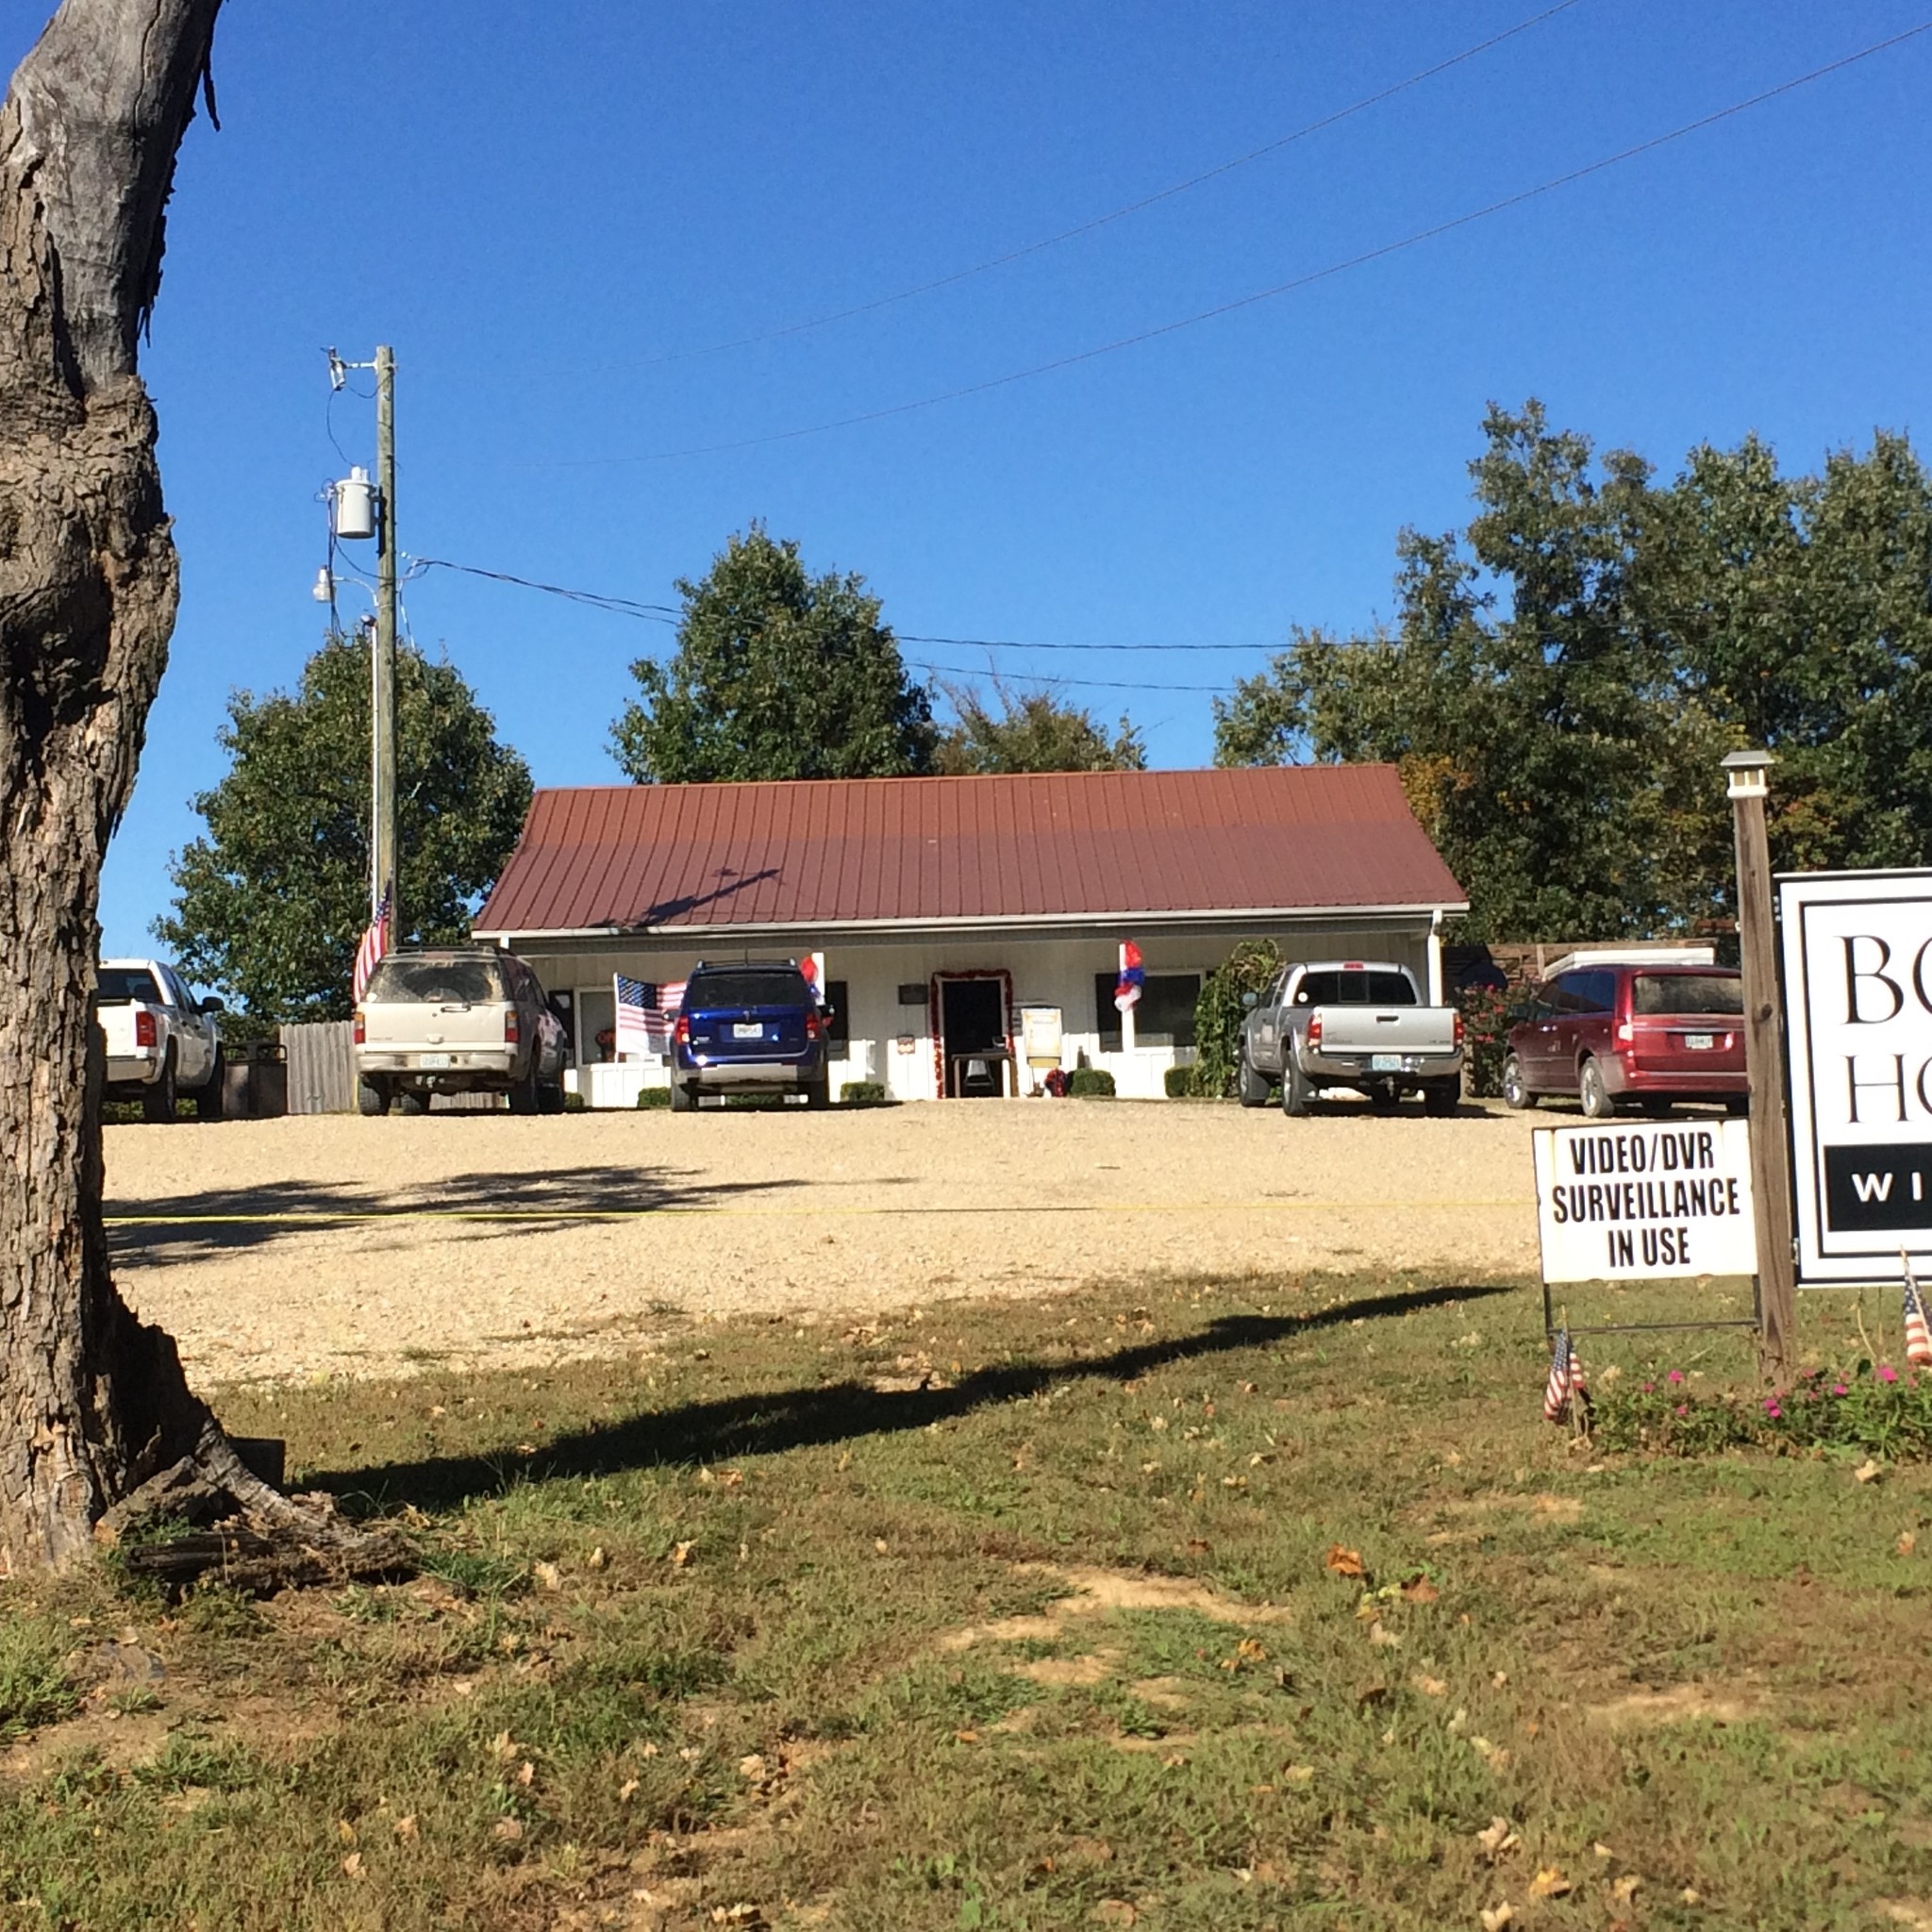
[901,631,1261,654]
[908,659,1229,694]
[549,22,1932,468]
[633,0,1584,366]
[411,557,680,621]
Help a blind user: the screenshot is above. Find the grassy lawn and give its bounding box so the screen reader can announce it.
[1,1269,1929,1929]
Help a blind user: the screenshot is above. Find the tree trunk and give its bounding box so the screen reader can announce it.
[0,4,402,1584]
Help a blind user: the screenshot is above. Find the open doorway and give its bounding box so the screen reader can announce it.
[935,973,1011,1097]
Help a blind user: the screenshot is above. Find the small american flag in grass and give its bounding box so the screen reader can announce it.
[1904,1252,1932,1370]
[1544,1328,1586,1424]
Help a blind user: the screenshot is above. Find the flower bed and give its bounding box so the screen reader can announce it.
[1594,1360,1932,1458]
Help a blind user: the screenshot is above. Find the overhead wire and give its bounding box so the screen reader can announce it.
[550,20,1932,467]
[633,0,1585,366]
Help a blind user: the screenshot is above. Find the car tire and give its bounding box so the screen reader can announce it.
[397,1089,431,1117]
[806,1074,831,1109]
[358,1076,391,1117]
[670,1080,695,1112]
[1501,1054,1534,1110]
[142,1047,178,1124]
[1280,1054,1312,1119]
[1423,1077,1460,1117]
[194,1049,225,1121]
[1237,1049,1270,1108]
[1578,1058,1617,1120]
[507,1064,540,1116]
[538,1081,566,1115]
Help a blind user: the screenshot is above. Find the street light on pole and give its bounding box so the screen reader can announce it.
[1723,747,1797,1377]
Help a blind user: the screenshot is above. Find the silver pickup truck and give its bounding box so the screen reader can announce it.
[1238,959,1463,1117]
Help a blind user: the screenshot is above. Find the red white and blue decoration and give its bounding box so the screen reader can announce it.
[1904,1252,1932,1370]
[351,884,391,1004]
[1114,941,1145,1014]
[801,951,827,1006]
[1543,1328,1589,1424]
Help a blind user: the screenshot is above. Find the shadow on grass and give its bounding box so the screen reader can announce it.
[315,1279,1517,1515]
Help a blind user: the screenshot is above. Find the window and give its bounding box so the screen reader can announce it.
[95,965,163,1006]
[685,968,811,1010]
[823,979,850,1042]
[1094,973,1201,1051]
[1549,972,1596,1017]
[1291,969,1417,1008]
[1633,973,1743,1017]
[365,957,508,1005]
[895,982,926,1007]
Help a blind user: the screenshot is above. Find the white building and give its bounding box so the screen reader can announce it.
[472,765,1467,1104]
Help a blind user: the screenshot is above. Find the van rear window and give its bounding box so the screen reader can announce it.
[688,970,810,1009]
[1633,974,1743,1016]
[365,958,508,1005]
[1293,971,1416,1007]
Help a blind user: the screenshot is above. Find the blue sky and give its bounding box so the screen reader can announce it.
[9,2,1929,958]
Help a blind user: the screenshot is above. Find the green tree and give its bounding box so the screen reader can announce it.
[158,631,533,1022]
[1216,404,1932,941]
[936,675,1145,774]
[611,526,937,782]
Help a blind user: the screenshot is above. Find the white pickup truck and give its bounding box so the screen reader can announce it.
[95,958,225,1123]
[1238,959,1464,1117]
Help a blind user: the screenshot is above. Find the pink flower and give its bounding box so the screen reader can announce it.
[1878,1365,1899,1384]
[1764,1401,1783,1419]
[1641,1381,1655,1393]
[1832,1383,1848,1397]
[1674,1404,1690,1417]
[1667,1370,1685,1385]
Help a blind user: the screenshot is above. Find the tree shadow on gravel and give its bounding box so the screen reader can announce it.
[315,1280,1517,1515]
[105,1165,805,1267]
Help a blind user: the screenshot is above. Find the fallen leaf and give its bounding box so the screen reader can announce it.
[619,1778,640,1803]
[1592,1842,1613,1858]
[1680,1888,1702,1904]
[671,1541,695,1568]
[514,1442,537,1457]
[341,1853,363,1879]
[1479,1906,1515,1931]
[588,1546,608,1570]
[533,1560,561,1592]
[392,1814,418,1841]
[1324,1544,1365,1578]
[1368,1622,1402,1649]
[491,1731,519,1765]
[954,1729,979,1744]
[874,1539,890,1554]
[1402,1577,1440,1604]
[336,1819,357,1846]
[492,1817,524,1843]
[1090,1905,1138,1926]
[1528,1866,1572,1899]
[1491,1670,1509,1688]
[1612,1874,1641,1904]
[1899,1531,1918,1557]
[516,1759,535,1788]
[1281,1764,1314,1786]
[1857,1458,1884,1484]
[1413,1674,1448,1697]
[1471,1736,1509,1769]
[738,1754,767,1781]
[1475,1817,1520,1859]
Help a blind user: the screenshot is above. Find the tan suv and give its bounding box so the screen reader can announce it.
[355,947,568,1116]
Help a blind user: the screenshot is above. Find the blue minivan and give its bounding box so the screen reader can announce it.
[670,959,830,1110]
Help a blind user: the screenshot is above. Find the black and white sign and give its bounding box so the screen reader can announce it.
[1781,869,1932,1284]
[1532,1119,1757,1284]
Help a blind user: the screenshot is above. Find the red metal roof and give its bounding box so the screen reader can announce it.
[475,766,1465,937]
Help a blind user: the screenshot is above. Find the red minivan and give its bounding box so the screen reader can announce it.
[1502,962,1747,1119]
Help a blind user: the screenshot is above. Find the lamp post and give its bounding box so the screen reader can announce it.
[1723,748,1797,1377]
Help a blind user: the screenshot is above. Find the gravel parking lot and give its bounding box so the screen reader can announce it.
[105,1097,1550,1387]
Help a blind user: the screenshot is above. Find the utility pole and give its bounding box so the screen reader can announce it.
[373,343,399,947]
[1724,747,1796,1378]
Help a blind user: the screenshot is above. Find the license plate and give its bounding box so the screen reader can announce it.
[733,1023,764,1041]
[419,1052,452,1068]
[1684,1033,1714,1051]
[1370,1053,1404,1073]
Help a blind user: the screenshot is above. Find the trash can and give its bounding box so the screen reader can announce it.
[222,1040,288,1120]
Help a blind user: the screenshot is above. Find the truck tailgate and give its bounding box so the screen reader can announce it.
[1312,1006,1458,1056]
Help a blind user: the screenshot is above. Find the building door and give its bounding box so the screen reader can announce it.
[938,974,1008,1097]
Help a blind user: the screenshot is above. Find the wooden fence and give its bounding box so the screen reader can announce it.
[276,1021,508,1114]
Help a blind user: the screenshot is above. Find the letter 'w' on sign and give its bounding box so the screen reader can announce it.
[1855,1172,1896,1204]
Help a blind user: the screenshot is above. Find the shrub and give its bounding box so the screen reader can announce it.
[636,1087,672,1109]
[1163,1066,1197,1099]
[1594,1359,1932,1459]
[1192,940,1281,1098]
[563,1091,588,1112]
[1457,981,1515,1098]
[841,1080,888,1105]
[1069,1068,1116,1099]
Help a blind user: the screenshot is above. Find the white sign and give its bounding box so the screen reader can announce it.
[1780,869,1932,1284]
[1532,1119,1758,1283]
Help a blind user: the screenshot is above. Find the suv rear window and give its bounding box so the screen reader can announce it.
[688,970,811,1010]
[96,966,163,1005]
[365,957,508,1005]
[1292,970,1416,1007]
[1633,973,1744,1017]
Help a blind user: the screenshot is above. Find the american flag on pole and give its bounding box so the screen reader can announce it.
[352,885,391,1004]
[1904,1252,1932,1369]
[614,974,656,1058]
[1543,1328,1588,1424]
